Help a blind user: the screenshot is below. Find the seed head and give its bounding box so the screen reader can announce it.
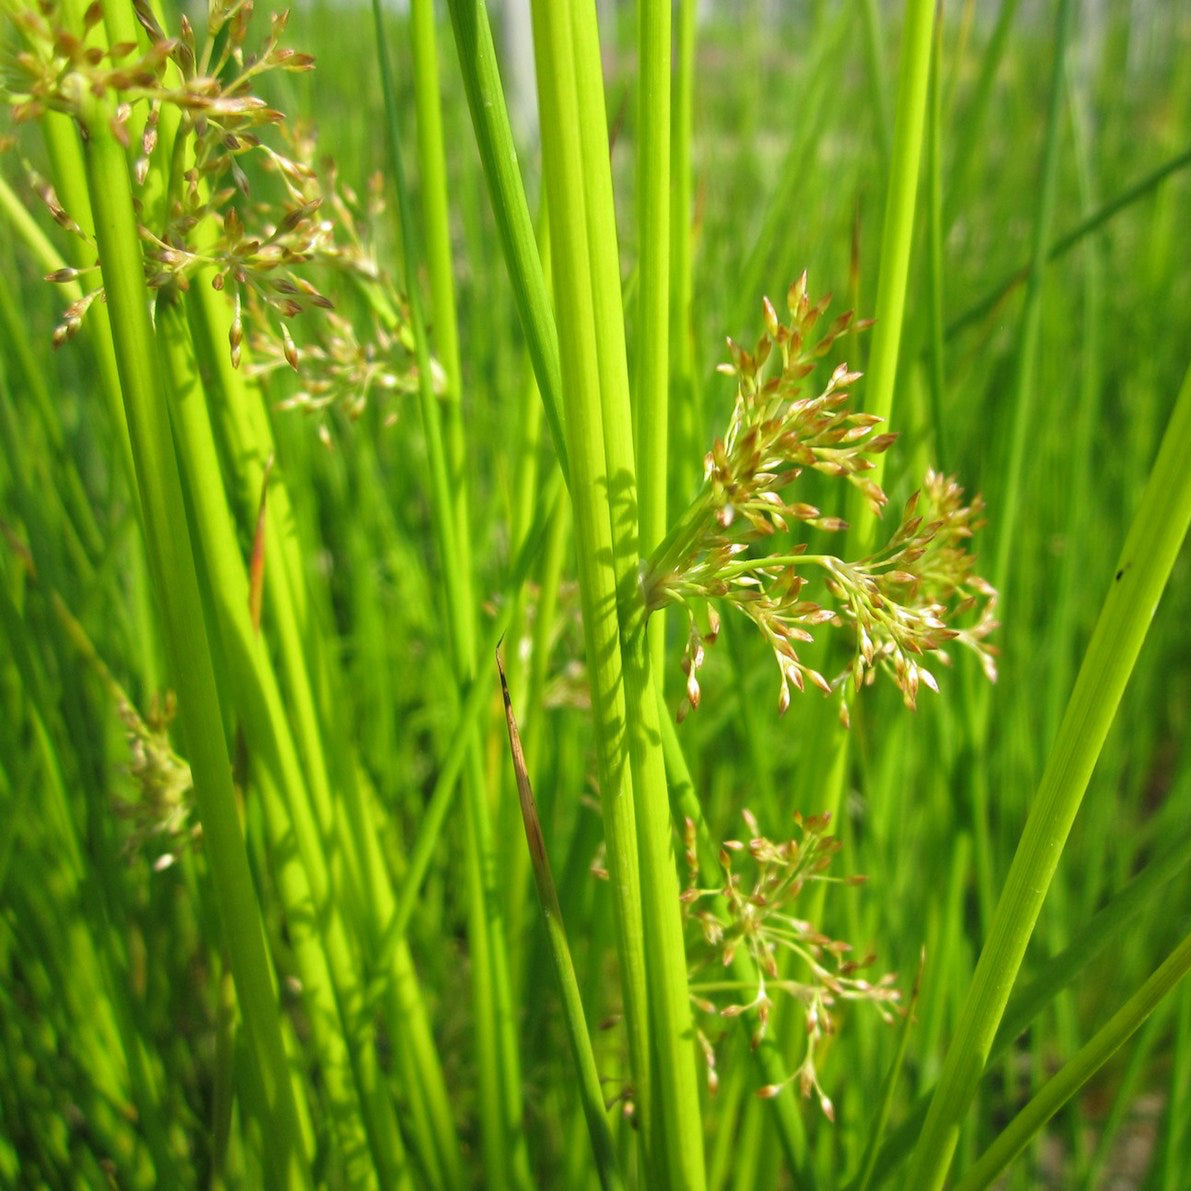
[683,809,900,1117]
[643,279,997,719]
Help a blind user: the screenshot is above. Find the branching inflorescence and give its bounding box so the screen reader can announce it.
[682,810,900,1119]
[642,274,999,722]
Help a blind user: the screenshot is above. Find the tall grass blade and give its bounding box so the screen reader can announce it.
[953,927,1191,1190]
[906,359,1191,1187]
[497,652,624,1191]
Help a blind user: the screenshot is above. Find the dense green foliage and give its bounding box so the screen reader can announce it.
[1,1,1190,1186]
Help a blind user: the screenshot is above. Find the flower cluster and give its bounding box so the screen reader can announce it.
[642,276,998,720]
[682,810,899,1118]
[3,0,428,424]
[112,689,198,871]
[820,470,998,717]
[3,522,196,870]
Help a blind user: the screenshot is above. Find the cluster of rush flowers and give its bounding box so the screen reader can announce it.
[642,273,999,723]
[682,809,900,1119]
[5,0,430,427]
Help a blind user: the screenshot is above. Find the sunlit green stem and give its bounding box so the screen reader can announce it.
[74,89,310,1188]
[954,928,1191,1191]
[371,5,528,1183]
[528,0,655,1170]
[567,0,706,1180]
[907,358,1191,1187]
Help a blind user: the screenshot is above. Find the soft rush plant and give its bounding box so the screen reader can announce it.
[3,0,1191,1186]
[4,1,455,1185]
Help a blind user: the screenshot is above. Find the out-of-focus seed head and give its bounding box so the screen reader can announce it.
[683,808,900,1119]
[3,0,427,433]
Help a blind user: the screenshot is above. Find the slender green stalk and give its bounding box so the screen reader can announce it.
[924,12,947,470]
[633,19,670,517]
[443,0,569,484]
[668,0,699,482]
[73,87,310,1189]
[636,0,672,682]
[23,110,139,499]
[159,300,410,1187]
[906,358,1191,1188]
[411,0,473,624]
[496,214,560,998]
[497,655,624,1191]
[953,928,1191,1191]
[184,252,464,1183]
[528,0,655,1171]
[567,0,706,1181]
[847,0,934,548]
[377,473,564,952]
[371,7,529,1184]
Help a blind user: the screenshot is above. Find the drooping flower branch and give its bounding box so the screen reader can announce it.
[641,275,998,720]
[682,809,900,1119]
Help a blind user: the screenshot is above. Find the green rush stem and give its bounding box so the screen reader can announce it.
[158,300,409,1188]
[954,928,1191,1191]
[73,92,310,1188]
[635,0,672,682]
[669,0,699,488]
[372,6,528,1184]
[905,358,1191,1188]
[497,657,625,1191]
[192,280,462,1188]
[846,0,934,555]
[924,11,948,471]
[529,0,656,1172]
[30,111,139,504]
[568,0,706,1182]
[376,472,564,953]
[495,213,561,1015]
[182,244,465,1182]
[443,0,569,486]
[411,0,473,610]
